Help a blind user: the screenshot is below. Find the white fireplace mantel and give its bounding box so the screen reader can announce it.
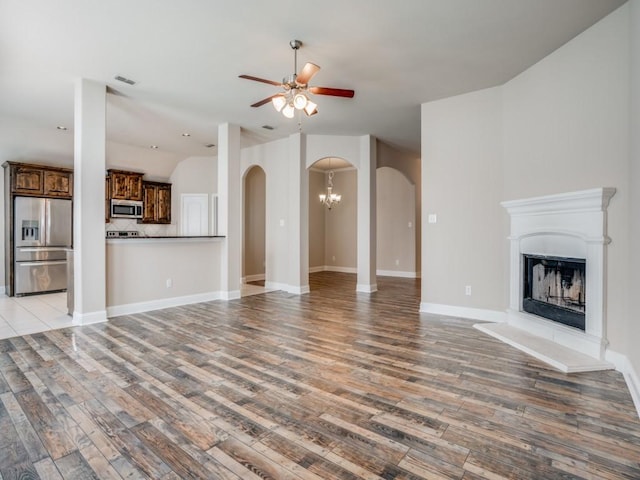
[500,188,616,361]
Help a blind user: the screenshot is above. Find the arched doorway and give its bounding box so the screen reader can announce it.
[308,157,357,289]
[242,165,266,296]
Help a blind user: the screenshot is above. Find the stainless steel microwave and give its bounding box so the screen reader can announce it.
[110,199,143,219]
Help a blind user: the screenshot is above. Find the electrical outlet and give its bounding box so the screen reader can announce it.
[465,285,471,296]
[332,255,336,262]
[428,214,437,224]
[166,278,173,288]
[395,259,400,266]
[408,221,412,228]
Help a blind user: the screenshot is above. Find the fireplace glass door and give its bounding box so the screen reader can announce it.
[522,254,586,330]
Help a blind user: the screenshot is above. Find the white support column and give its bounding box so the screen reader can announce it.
[287,133,310,294]
[218,123,241,300]
[356,135,377,292]
[73,78,107,325]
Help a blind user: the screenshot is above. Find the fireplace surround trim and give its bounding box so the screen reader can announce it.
[501,187,616,360]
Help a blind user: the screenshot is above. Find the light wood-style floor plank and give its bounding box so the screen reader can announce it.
[0,272,638,479]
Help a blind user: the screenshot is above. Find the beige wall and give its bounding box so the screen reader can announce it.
[243,166,265,278]
[376,167,416,275]
[324,169,357,269]
[422,86,505,311]
[106,240,221,308]
[421,5,635,362]
[502,5,630,353]
[377,141,421,273]
[308,170,326,269]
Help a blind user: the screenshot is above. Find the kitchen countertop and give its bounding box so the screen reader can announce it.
[106,235,225,244]
[106,235,224,239]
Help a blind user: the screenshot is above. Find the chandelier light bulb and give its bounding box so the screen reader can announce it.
[293,92,308,110]
[272,95,286,112]
[282,102,295,118]
[304,100,318,116]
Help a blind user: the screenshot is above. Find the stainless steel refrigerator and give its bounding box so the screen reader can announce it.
[14,196,72,295]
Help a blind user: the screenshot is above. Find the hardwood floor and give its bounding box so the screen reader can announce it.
[1,271,639,479]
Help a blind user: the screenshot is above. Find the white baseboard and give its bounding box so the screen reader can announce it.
[107,291,223,318]
[219,290,241,301]
[73,310,108,325]
[309,266,420,279]
[324,266,357,274]
[356,283,378,293]
[606,349,640,420]
[420,302,507,323]
[376,270,420,278]
[308,265,358,274]
[243,273,265,283]
[265,281,310,295]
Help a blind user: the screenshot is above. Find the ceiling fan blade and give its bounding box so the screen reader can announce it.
[239,74,282,87]
[250,94,281,108]
[308,86,355,98]
[296,62,320,85]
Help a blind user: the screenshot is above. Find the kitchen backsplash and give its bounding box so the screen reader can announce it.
[106,218,177,237]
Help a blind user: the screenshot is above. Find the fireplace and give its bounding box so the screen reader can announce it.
[500,188,615,360]
[522,254,586,330]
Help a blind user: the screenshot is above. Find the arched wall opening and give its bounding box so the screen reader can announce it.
[308,157,358,279]
[242,165,266,286]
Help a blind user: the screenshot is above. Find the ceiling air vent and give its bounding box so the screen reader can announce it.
[262,125,275,130]
[114,75,136,85]
[204,143,216,148]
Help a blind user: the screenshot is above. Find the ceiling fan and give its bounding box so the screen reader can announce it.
[239,40,355,118]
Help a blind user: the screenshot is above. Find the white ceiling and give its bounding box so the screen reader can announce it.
[0,0,626,168]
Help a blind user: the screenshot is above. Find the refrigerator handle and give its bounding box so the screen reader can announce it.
[45,198,51,245]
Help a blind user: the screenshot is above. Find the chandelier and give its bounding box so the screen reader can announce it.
[272,90,317,118]
[319,171,341,209]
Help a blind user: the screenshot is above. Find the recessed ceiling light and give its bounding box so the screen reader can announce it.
[114,75,136,85]
[204,143,215,148]
[150,145,158,149]
[182,132,191,137]
[56,126,67,130]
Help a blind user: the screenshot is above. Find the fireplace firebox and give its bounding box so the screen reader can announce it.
[522,254,586,331]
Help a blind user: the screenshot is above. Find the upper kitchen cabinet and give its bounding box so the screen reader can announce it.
[107,169,143,201]
[141,181,171,224]
[4,162,73,199]
[44,170,73,197]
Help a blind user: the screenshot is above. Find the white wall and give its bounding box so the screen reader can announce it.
[421,4,635,367]
[241,138,292,288]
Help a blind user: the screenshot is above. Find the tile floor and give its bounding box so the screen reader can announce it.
[0,292,73,340]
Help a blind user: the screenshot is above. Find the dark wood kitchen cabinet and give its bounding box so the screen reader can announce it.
[107,169,143,201]
[6,162,73,199]
[140,181,171,224]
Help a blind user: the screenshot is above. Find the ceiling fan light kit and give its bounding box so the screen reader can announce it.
[240,39,354,119]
